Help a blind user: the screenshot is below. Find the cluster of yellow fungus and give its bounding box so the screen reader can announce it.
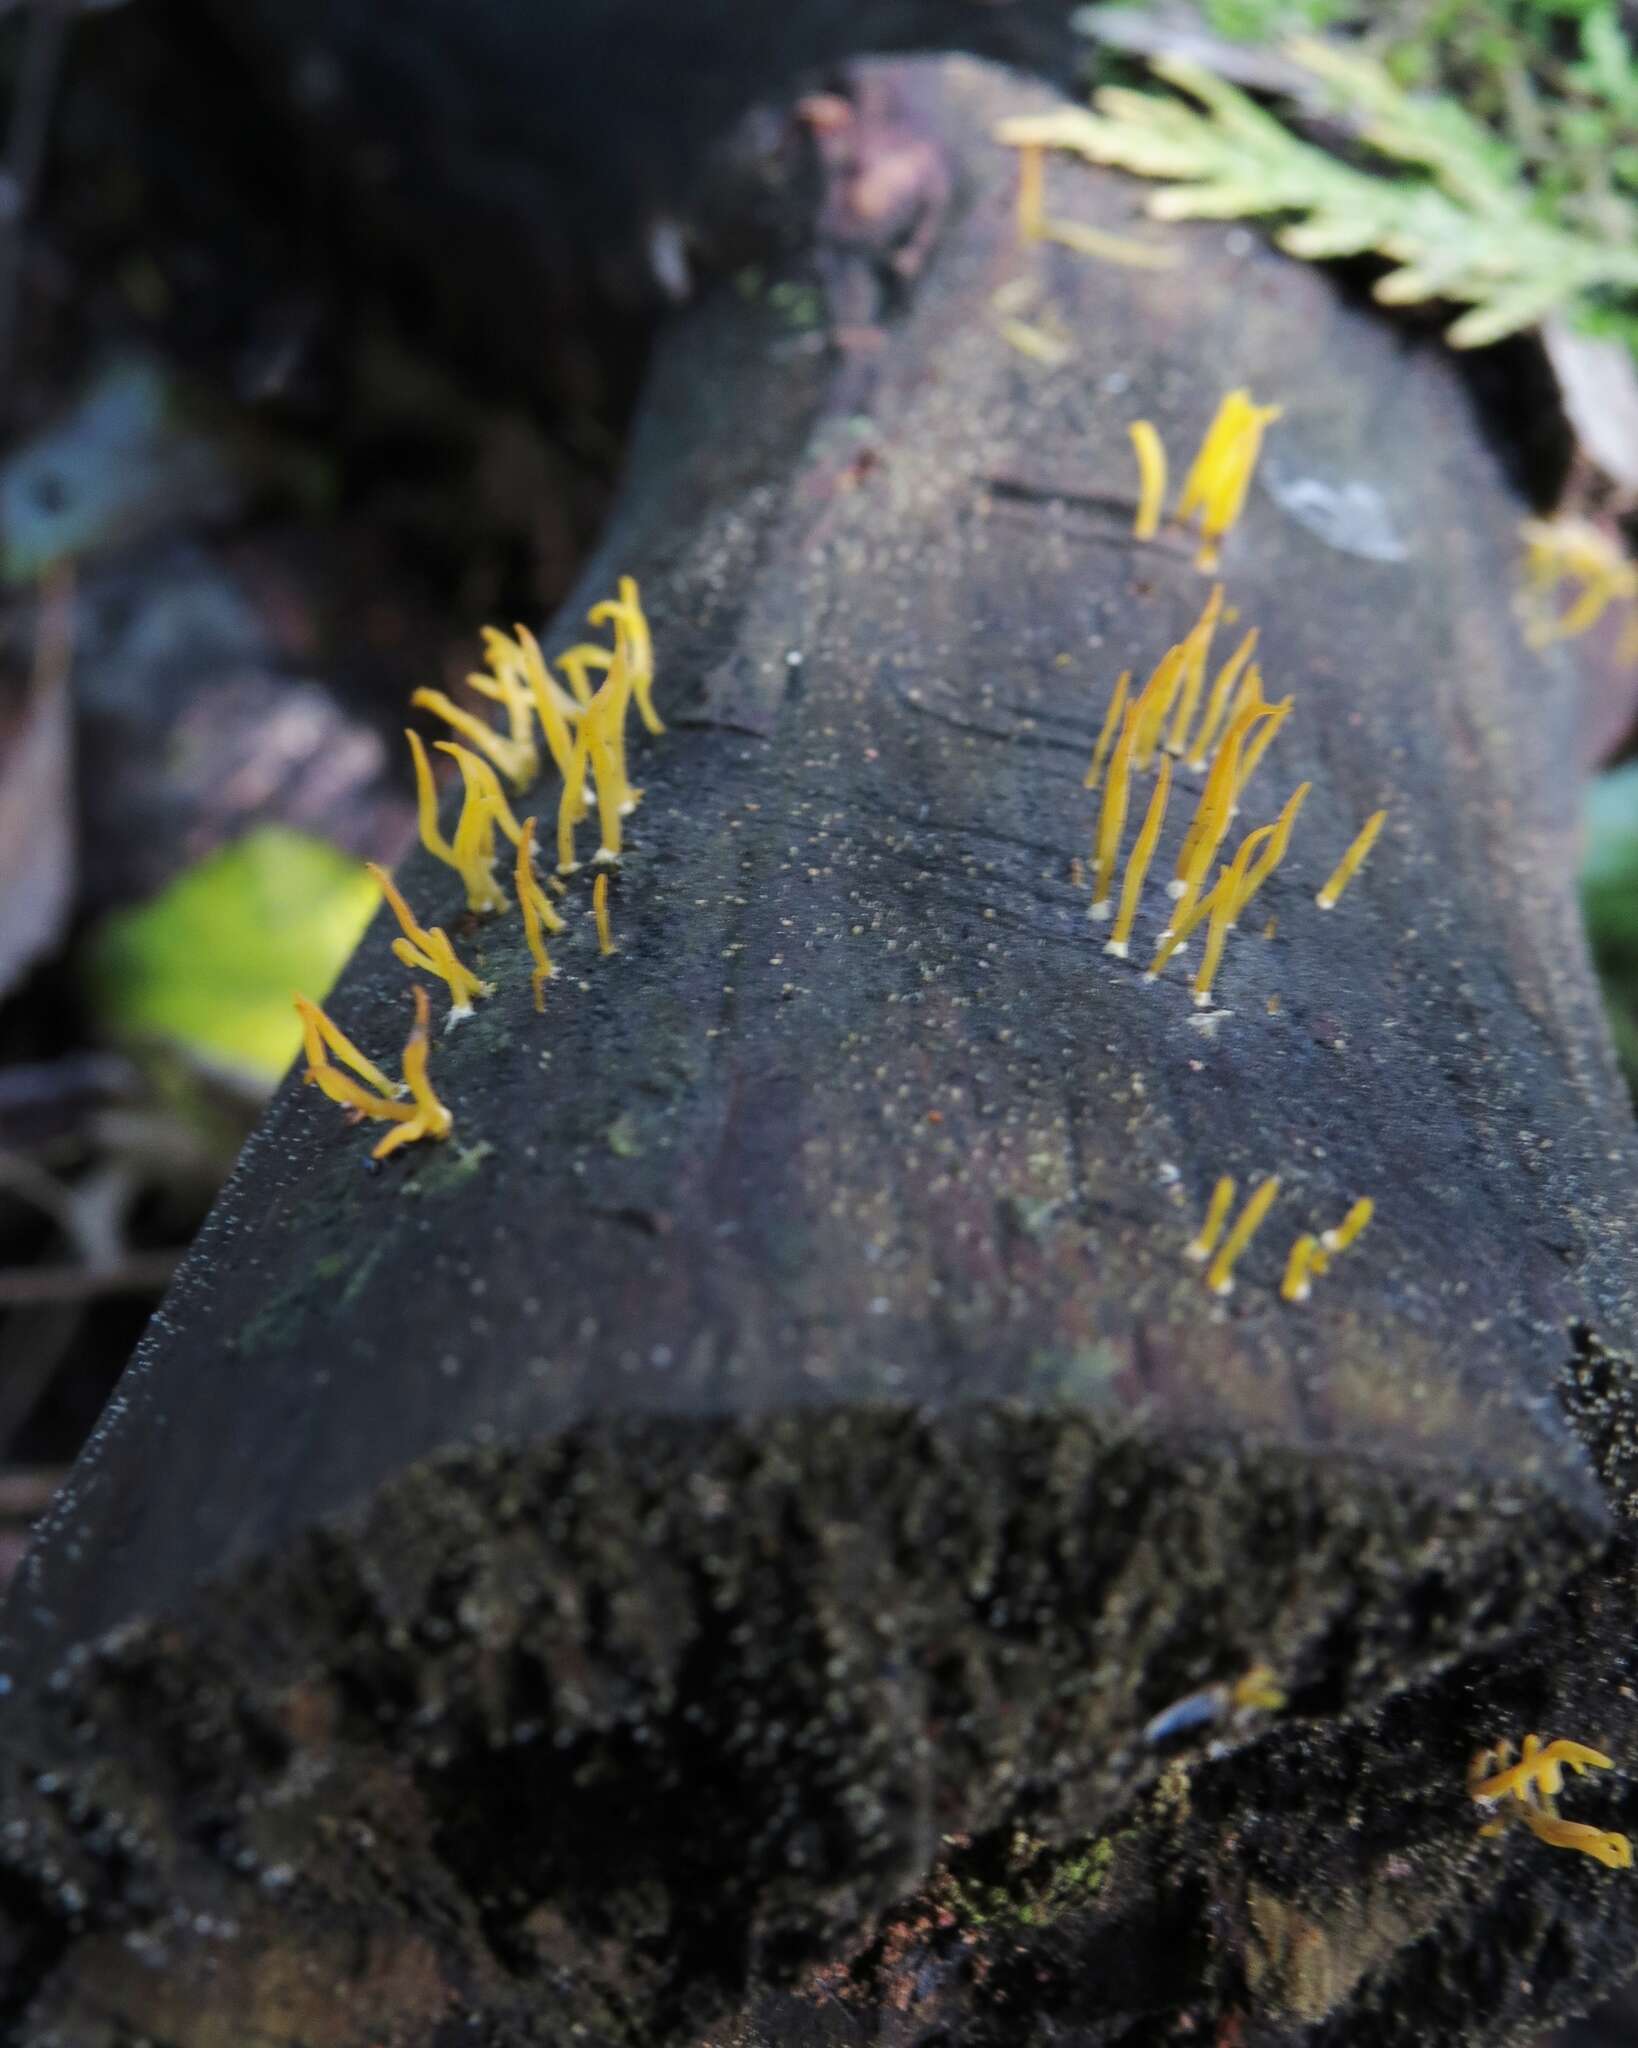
[1470,1736,1632,1871]
[291,577,658,1162]
[1186,1173,1280,1297]
[1190,1178,1375,1304]
[1279,1197,1372,1304]
[294,986,452,1162]
[1127,391,1282,571]
[1518,518,1638,656]
[1084,576,1333,1009]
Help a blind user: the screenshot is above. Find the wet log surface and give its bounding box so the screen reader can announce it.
[4,50,1638,2048]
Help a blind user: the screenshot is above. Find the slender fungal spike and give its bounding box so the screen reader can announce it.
[505,624,584,783]
[1166,583,1224,757]
[1085,669,1131,792]
[435,741,525,846]
[1129,421,1166,542]
[1522,1815,1634,1869]
[516,818,561,1011]
[1131,643,1187,770]
[373,985,454,1160]
[367,862,490,1023]
[1177,392,1251,523]
[556,642,612,708]
[1107,755,1171,958]
[1321,1196,1374,1255]
[1091,701,1139,917]
[1193,825,1277,1007]
[589,576,663,736]
[1317,808,1386,909]
[1016,141,1046,242]
[1235,781,1311,919]
[593,871,616,955]
[411,686,535,793]
[1186,1175,1236,1261]
[293,993,405,1103]
[406,729,459,872]
[1205,1176,1280,1296]
[462,642,540,790]
[1281,1234,1319,1304]
[558,729,592,873]
[1231,697,1293,812]
[1187,627,1258,769]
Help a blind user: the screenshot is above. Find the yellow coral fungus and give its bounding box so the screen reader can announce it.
[589,576,663,737]
[1168,699,1263,925]
[1205,1176,1279,1296]
[435,741,514,914]
[411,685,537,795]
[1166,582,1223,758]
[1106,755,1170,959]
[407,728,461,875]
[1186,1175,1236,1263]
[1192,823,1276,1007]
[293,993,406,1110]
[1518,518,1638,649]
[1231,1664,1286,1714]
[1230,696,1293,814]
[487,623,584,783]
[1321,1196,1374,1256]
[373,985,454,1161]
[1090,699,1139,919]
[557,726,592,874]
[1176,388,1282,573]
[1129,421,1166,542]
[1234,781,1310,919]
[1316,808,1386,910]
[1280,1233,1321,1304]
[1469,1736,1614,1809]
[366,862,491,1025]
[1130,642,1187,771]
[462,641,541,791]
[593,871,616,956]
[515,817,562,1012]
[1016,140,1046,241]
[1186,627,1258,771]
[1084,669,1130,792]
[1469,1735,1632,1871]
[556,641,610,709]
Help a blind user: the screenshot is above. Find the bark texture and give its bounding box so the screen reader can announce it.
[3,49,1638,2048]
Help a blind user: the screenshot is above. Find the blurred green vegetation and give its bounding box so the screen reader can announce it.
[1079,0,1638,355]
[85,826,379,1090]
[1581,763,1638,1097]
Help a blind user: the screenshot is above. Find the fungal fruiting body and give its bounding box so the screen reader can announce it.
[1166,582,1223,758]
[411,684,537,794]
[1131,643,1187,772]
[1186,628,1258,771]
[1129,421,1166,542]
[1230,696,1293,813]
[1192,823,1276,1007]
[372,986,454,1160]
[1231,1664,1286,1714]
[1186,1175,1236,1262]
[439,742,516,915]
[366,862,492,1025]
[1085,669,1130,792]
[1321,1197,1374,1256]
[491,623,584,782]
[294,986,451,1160]
[1015,140,1046,242]
[593,871,617,956]
[1090,701,1139,918]
[1106,755,1171,959]
[590,577,663,737]
[1205,1175,1279,1296]
[1234,781,1310,919]
[516,817,562,1012]
[1170,696,1258,913]
[1176,389,1282,572]
[293,994,406,1111]
[1469,1736,1632,1871]
[1518,518,1638,649]
[407,729,461,875]
[1316,809,1386,910]
[1280,1234,1327,1304]
[461,640,541,791]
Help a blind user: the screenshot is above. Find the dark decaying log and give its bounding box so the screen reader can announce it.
[5,49,1638,2048]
